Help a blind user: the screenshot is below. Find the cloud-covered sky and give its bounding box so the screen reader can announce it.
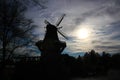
[27,0,120,55]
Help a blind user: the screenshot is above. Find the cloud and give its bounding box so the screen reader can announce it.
[95,45,120,49]
[26,0,120,54]
[94,45,120,53]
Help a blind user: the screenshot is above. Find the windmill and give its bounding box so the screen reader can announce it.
[36,14,67,58]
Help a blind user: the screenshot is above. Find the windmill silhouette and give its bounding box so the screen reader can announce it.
[36,14,67,59]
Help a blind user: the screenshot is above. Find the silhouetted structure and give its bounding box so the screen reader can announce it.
[35,14,69,80]
[36,14,67,60]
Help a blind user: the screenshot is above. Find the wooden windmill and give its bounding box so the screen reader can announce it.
[36,14,67,58]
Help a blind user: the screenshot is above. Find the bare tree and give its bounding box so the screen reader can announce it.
[0,0,46,67]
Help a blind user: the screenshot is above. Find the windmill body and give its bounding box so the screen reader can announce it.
[35,15,70,79]
[36,14,67,58]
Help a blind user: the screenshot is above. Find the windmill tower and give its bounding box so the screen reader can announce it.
[36,14,67,59]
[36,14,70,79]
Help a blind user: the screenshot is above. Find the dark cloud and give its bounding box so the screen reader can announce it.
[92,40,112,44]
[95,45,120,49]
[110,35,120,40]
[109,22,120,32]
[27,0,120,54]
[102,22,120,40]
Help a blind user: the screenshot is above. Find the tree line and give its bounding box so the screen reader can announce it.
[2,50,119,80]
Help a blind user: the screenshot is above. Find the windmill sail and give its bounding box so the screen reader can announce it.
[57,29,68,40]
[44,14,68,40]
[55,14,66,27]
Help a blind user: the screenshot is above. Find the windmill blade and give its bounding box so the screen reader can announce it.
[57,29,68,40]
[44,20,50,25]
[55,14,66,27]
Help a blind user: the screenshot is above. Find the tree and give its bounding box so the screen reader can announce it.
[0,0,46,67]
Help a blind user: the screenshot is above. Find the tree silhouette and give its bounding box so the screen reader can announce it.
[111,53,120,69]
[0,0,47,68]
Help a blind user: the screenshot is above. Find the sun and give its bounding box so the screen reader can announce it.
[77,28,89,39]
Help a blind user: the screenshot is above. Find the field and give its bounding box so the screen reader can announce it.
[72,69,120,80]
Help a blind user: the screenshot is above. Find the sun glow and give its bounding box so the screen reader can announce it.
[77,28,89,39]
[71,24,94,52]
[79,28,89,39]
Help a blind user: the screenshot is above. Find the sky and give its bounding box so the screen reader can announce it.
[26,0,120,56]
